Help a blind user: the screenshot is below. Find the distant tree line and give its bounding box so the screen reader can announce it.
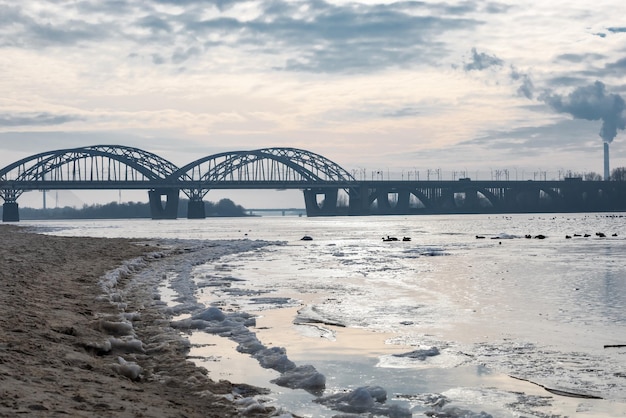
[564,167,626,181]
[609,167,626,181]
[7,198,248,220]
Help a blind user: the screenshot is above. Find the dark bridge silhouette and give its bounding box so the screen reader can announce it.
[1,145,626,222]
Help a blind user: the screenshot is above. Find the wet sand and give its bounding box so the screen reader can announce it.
[0,225,270,417]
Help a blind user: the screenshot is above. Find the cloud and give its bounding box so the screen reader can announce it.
[0,3,112,48]
[510,67,534,99]
[545,75,589,88]
[136,15,173,35]
[460,118,600,150]
[0,130,194,157]
[556,52,606,63]
[607,26,626,34]
[463,48,504,71]
[539,81,626,143]
[171,46,202,64]
[0,113,83,127]
[238,1,482,73]
[605,57,626,71]
[461,48,535,98]
[381,107,420,118]
[0,1,485,72]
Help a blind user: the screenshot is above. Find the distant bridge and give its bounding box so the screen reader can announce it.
[1,145,626,222]
[247,208,307,216]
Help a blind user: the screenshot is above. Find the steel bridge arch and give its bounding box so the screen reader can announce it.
[0,145,180,200]
[171,147,356,186]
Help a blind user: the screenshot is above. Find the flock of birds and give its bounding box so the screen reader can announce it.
[300,235,413,242]
[382,236,411,242]
[565,232,617,239]
[475,232,618,240]
[301,230,619,242]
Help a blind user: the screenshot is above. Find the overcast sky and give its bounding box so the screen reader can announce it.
[2,0,626,207]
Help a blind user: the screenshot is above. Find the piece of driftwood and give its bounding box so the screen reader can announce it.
[509,375,603,399]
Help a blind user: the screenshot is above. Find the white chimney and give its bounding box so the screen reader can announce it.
[604,142,610,181]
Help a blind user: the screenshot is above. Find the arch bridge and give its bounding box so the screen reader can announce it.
[0,145,358,221]
[2,145,626,222]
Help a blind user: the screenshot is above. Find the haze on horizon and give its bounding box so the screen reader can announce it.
[1,0,626,208]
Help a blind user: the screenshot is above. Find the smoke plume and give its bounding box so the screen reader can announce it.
[540,81,626,143]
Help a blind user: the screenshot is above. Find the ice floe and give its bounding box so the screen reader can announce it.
[393,346,440,360]
[294,305,346,328]
[314,386,411,417]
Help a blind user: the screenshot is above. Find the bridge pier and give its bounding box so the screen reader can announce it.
[443,189,481,212]
[187,199,206,219]
[2,202,19,222]
[148,189,179,219]
[514,188,541,212]
[463,190,479,209]
[348,185,370,215]
[397,190,411,212]
[371,187,413,215]
[375,189,390,214]
[304,188,342,216]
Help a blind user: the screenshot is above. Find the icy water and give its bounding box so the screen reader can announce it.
[27,213,626,417]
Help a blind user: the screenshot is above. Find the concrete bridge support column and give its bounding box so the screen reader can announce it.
[515,188,541,212]
[348,185,370,215]
[374,188,392,214]
[2,202,19,222]
[148,189,179,219]
[463,190,479,210]
[503,188,518,211]
[187,199,206,219]
[396,190,410,213]
[303,188,339,216]
[437,190,456,211]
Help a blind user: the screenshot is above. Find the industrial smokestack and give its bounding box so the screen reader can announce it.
[604,142,610,181]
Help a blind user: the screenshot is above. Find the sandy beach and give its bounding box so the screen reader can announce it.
[0,225,273,417]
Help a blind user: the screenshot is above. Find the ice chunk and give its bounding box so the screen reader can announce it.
[270,365,326,394]
[99,319,134,336]
[165,302,204,316]
[192,307,226,322]
[109,337,145,354]
[123,312,141,321]
[84,339,112,354]
[234,397,271,414]
[233,333,265,355]
[315,386,411,417]
[393,347,440,360]
[425,406,493,417]
[170,318,212,330]
[294,305,346,327]
[253,347,296,372]
[112,356,142,381]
